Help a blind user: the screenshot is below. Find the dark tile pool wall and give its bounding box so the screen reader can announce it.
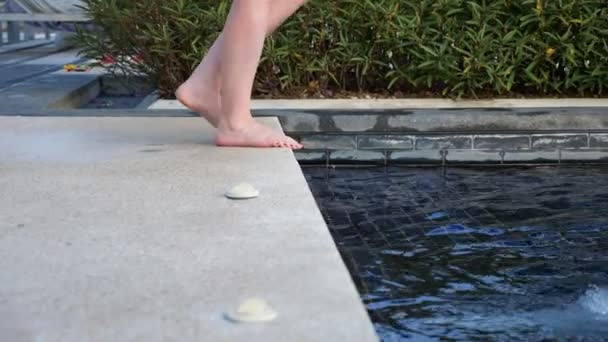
[303,166,608,340]
[294,133,608,165]
[254,107,608,164]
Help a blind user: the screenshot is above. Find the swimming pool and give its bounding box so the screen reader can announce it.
[304,166,608,341]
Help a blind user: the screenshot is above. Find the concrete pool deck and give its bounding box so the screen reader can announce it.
[0,117,378,342]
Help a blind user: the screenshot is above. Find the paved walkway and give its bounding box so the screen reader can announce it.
[0,117,378,342]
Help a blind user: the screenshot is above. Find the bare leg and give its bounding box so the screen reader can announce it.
[176,0,306,131]
[213,0,303,148]
[175,35,225,126]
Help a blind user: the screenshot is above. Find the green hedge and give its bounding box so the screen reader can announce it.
[76,0,608,98]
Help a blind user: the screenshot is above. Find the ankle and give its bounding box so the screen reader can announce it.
[217,116,256,132]
[176,77,220,95]
[175,81,191,98]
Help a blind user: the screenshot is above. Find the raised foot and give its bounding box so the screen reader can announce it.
[175,82,221,127]
[216,121,303,149]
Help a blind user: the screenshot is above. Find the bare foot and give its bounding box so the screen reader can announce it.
[216,119,303,149]
[175,81,221,127]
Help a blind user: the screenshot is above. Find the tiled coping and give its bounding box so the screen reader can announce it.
[150,98,608,110]
[151,99,608,165]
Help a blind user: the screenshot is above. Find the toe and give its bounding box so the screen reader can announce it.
[287,139,300,149]
[285,137,302,149]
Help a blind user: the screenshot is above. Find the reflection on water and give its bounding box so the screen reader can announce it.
[303,166,608,341]
[535,285,608,338]
[579,286,608,316]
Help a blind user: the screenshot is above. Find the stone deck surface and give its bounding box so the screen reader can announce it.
[0,117,378,342]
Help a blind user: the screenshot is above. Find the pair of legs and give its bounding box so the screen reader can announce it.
[176,0,306,149]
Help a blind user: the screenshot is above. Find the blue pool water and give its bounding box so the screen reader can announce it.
[303,166,608,341]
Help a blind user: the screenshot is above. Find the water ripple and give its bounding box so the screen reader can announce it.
[304,166,608,340]
[579,285,608,316]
